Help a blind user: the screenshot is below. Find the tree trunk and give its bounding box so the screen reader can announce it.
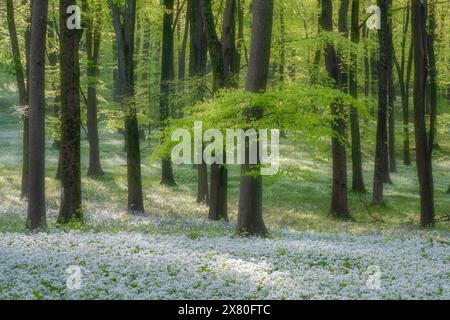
[6,0,29,199]
[411,0,434,227]
[393,2,412,166]
[27,0,49,230]
[320,0,351,218]
[83,0,104,177]
[235,0,274,236]
[111,0,145,213]
[201,0,228,220]
[373,0,393,204]
[58,0,83,224]
[348,0,366,192]
[190,0,209,204]
[160,0,177,187]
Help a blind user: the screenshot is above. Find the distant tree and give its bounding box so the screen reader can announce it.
[393,1,413,166]
[27,0,49,230]
[110,0,145,213]
[235,0,274,236]
[348,0,366,192]
[411,0,435,227]
[5,0,29,198]
[83,0,104,177]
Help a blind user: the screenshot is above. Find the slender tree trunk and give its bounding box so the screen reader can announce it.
[236,0,274,236]
[393,2,412,165]
[83,0,104,177]
[27,0,49,230]
[411,0,434,227]
[373,0,393,204]
[160,0,177,186]
[190,0,209,204]
[111,0,145,213]
[58,0,83,224]
[201,0,228,220]
[427,0,437,150]
[349,0,366,192]
[320,0,351,218]
[6,0,29,199]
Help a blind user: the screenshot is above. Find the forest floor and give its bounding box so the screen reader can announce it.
[0,93,449,299]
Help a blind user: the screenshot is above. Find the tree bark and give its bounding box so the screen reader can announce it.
[411,0,434,227]
[393,2,412,165]
[111,0,145,213]
[189,0,209,204]
[348,0,366,192]
[160,0,177,187]
[373,0,393,205]
[27,0,49,230]
[83,0,104,177]
[235,0,274,236]
[58,0,83,224]
[320,0,351,218]
[201,0,228,220]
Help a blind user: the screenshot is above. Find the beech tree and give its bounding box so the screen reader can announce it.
[411,0,435,227]
[235,0,274,236]
[320,0,350,218]
[160,0,177,186]
[373,0,393,205]
[189,0,209,204]
[58,0,83,223]
[83,0,104,177]
[27,0,49,230]
[110,0,145,213]
[348,0,366,192]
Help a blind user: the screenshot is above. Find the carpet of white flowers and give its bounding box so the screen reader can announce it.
[1,209,449,300]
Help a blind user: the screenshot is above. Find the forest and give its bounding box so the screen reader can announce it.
[0,0,449,300]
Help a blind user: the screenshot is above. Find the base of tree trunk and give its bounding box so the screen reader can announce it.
[161,159,177,186]
[87,168,104,177]
[208,164,228,221]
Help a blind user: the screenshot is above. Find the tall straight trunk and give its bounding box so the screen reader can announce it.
[83,0,104,177]
[393,2,412,165]
[190,0,209,204]
[337,0,349,92]
[159,0,176,186]
[388,73,397,173]
[387,3,397,174]
[179,2,189,82]
[236,0,274,236]
[320,0,350,218]
[222,0,239,87]
[27,0,48,230]
[111,0,145,213]
[411,0,434,227]
[427,0,437,150]
[349,0,366,192]
[236,0,245,74]
[201,0,228,220]
[278,1,286,83]
[160,0,177,186]
[6,0,29,199]
[373,0,393,204]
[58,0,82,224]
